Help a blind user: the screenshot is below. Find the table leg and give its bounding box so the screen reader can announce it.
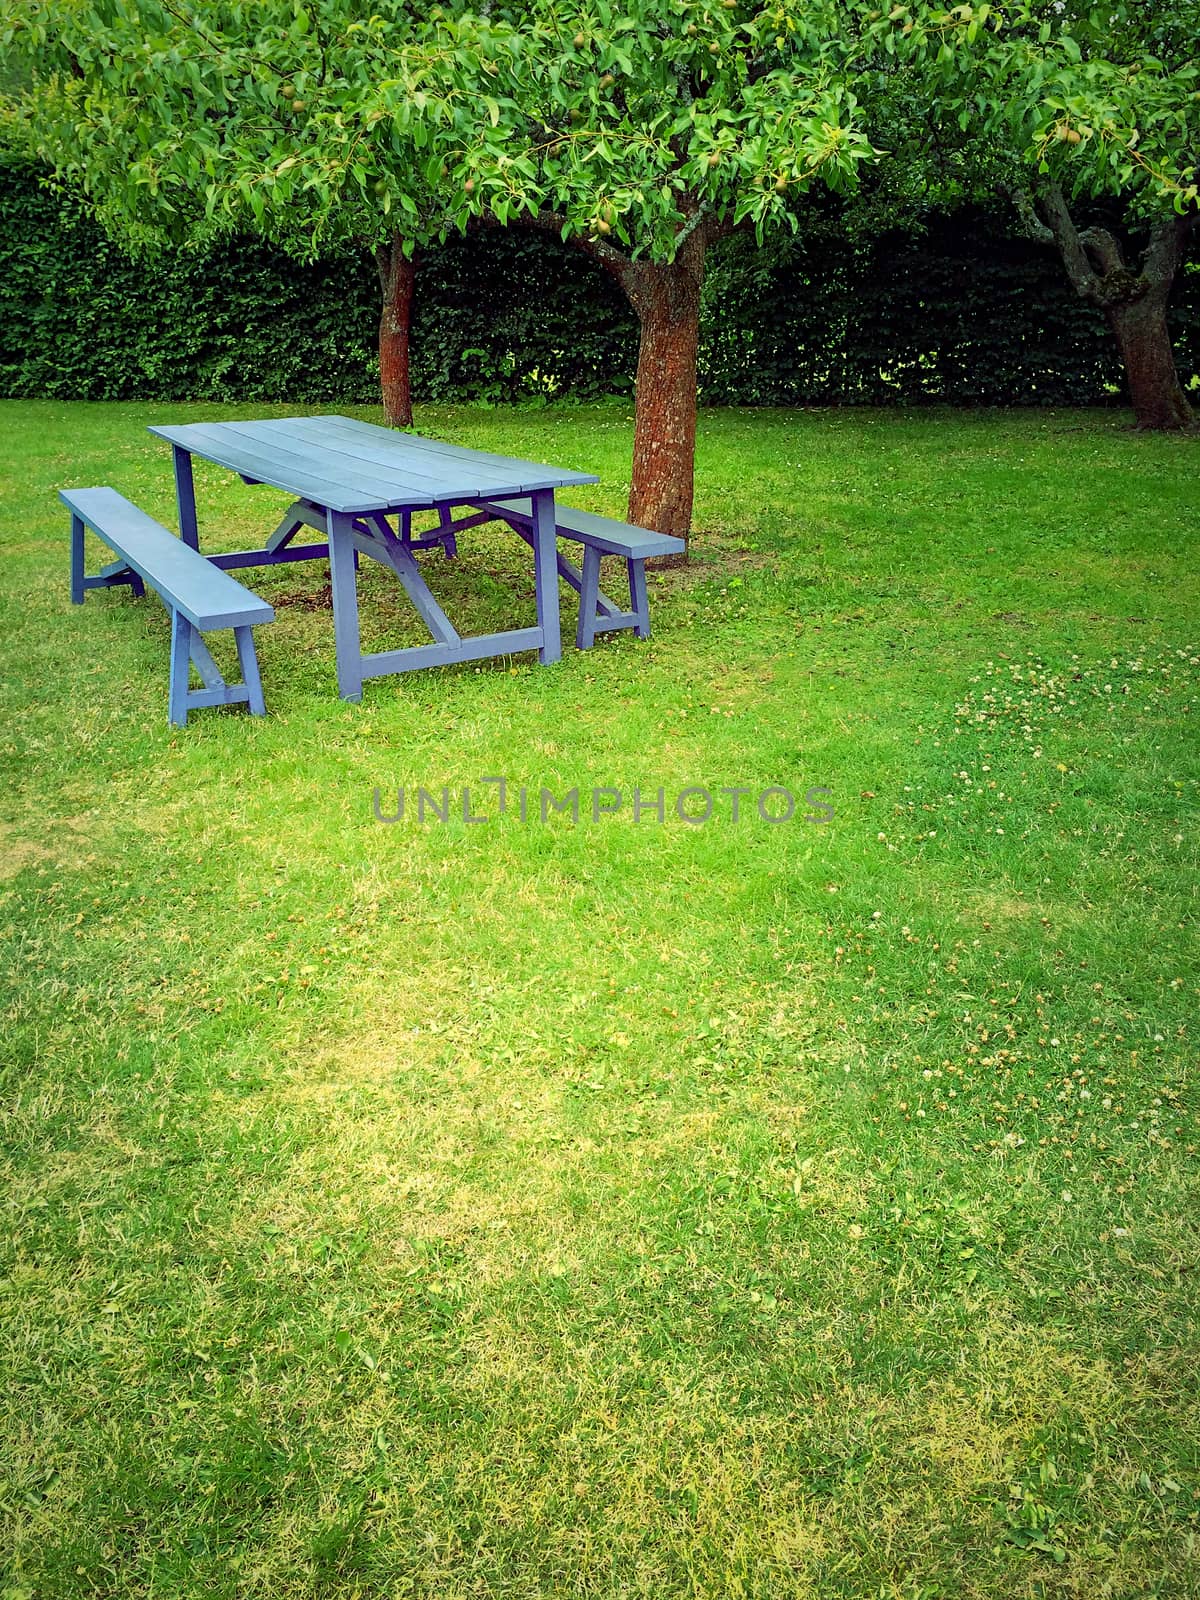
[70,513,85,604]
[173,445,199,549]
[531,487,561,665]
[327,509,363,702]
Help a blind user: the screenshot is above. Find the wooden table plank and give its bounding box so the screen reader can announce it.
[149,417,598,512]
[299,414,599,491]
[148,422,416,511]
[244,417,537,499]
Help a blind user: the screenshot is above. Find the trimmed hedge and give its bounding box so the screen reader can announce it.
[1,160,1195,407]
[0,163,635,405]
[700,216,1198,406]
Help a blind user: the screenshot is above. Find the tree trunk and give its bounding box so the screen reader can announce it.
[1108,290,1194,431]
[1015,191,1196,434]
[375,232,415,429]
[622,226,708,543]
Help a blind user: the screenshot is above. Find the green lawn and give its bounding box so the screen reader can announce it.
[1,399,1197,1599]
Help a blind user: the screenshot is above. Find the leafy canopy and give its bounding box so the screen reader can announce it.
[871,2,1200,219]
[2,0,487,252]
[2,0,883,259]
[4,0,1192,264]
[432,0,880,255]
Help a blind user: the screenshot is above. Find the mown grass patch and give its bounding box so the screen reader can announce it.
[1,400,1197,1598]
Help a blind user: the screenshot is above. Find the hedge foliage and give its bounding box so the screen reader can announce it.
[701,216,1198,406]
[1,160,1196,407]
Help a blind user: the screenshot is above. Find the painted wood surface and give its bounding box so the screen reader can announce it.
[151,416,602,697]
[484,496,686,561]
[61,487,274,629]
[482,495,681,644]
[148,416,598,515]
[63,485,272,726]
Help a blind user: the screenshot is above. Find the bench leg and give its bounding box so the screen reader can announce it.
[629,558,651,639]
[70,513,85,604]
[398,507,457,559]
[187,629,225,691]
[168,609,192,727]
[234,625,267,717]
[576,546,602,650]
[168,618,269,727]
[71,513,149,603]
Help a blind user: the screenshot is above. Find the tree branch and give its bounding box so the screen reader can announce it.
[1007,185,1054,247]
[1011,182,1195,311]
[1077,225,1127,277]
[1140,210,1195,289]
[1031,183,1105,304]
[473,207,633,281]
[671,205,711,254]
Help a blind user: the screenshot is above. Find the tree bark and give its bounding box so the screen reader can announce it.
[1108,288,1195,431]
[621,226,708,542]
[503,206,723,544]
[375,232,415,429]
[1012,188,1196,432]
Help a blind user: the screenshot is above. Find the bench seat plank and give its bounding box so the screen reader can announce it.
[485,497,686,560]
[482,496,682,647]
[64,485,273,726]
[60,487,274,630]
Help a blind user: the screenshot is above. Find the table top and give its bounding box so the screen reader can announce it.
[148,414,599,515]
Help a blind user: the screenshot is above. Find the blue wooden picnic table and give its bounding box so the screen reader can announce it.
[147,414,599,701]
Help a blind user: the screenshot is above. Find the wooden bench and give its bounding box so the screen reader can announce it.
[63,486,274,727]
[483,498,685,648]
